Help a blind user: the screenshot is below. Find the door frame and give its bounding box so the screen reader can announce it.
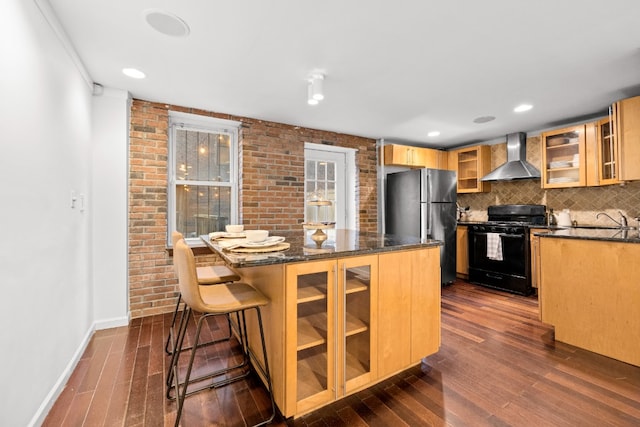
[304,143,357,230]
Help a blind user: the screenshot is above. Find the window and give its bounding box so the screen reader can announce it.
[168,112,240,243]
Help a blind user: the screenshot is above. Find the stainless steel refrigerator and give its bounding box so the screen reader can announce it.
[385,168,457,285]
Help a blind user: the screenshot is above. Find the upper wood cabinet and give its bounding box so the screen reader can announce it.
[615,95,640,182]
[552,96,640,188]
[448,145,491,193]
[383,144,447,169]
[541,124,587,188]
[591,116,618,186]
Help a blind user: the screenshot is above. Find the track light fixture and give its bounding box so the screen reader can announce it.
[307,73,325,105]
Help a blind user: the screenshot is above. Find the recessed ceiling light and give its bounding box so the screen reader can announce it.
[473,115,496,124]
[122,68,146,79]
[514,104,533,113]
[427,131,440,137]
[143,9,190,37]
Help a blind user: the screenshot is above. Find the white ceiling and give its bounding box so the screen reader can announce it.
[49,0,640,148]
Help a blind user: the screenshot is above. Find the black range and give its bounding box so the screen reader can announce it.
[467,204,546,296]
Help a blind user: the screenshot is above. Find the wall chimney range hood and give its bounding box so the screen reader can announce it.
[481,132,541,181]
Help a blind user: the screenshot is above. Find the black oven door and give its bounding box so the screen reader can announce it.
[468,228,533,295]
[469,230,526,276]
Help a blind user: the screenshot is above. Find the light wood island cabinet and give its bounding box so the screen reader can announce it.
[538,235,640,367]
[285,255,378,415]
[378,248,440,377]
[206,231,442,418]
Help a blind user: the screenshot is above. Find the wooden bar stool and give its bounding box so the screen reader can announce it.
[168,239,275,427]
[164,231,241,357]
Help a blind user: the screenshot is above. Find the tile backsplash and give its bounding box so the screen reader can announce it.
[458,136,640,227]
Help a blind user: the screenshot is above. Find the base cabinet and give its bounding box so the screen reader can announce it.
[529,228,547,320]
[282,247,440,417]
[539,237,640,367]
[529,228,546,290]
[285,255,379,416]
[456,226,468,278]
[377,248,440,377]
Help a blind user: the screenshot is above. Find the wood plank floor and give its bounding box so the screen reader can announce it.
[43,280,640,426]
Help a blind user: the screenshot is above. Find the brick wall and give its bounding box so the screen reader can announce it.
[128,99,378,318]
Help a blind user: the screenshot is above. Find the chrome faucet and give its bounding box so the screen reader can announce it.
[596,211,629,228]
[620,211,628,228]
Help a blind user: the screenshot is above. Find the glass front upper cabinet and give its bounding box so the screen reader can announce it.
[541,125,587,188]
[595,113,619,185]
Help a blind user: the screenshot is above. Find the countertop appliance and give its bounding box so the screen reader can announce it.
[467,204,546,295]
[385,168,457,285]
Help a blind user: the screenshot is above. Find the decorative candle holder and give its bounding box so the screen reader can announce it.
[303,199,334,248]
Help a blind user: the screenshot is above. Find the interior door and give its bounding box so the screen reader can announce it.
[305,145,354,230]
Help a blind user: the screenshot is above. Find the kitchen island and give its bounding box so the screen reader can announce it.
[534,228,640,367]
[201,229,442,417]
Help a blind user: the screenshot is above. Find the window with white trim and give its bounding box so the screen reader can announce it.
[168,112,240,243]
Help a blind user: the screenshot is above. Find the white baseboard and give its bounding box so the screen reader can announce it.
[94,313,130,330]
[27,324,94,427]
[27,313,131,426]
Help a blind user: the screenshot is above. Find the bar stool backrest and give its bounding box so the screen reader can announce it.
[173,239,208,313]
[171,231,183,275]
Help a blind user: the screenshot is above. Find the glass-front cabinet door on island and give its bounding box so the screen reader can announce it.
[339,256,377,394]
[285,255,377,416]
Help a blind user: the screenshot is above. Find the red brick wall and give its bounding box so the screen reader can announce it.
[128,99,378,318]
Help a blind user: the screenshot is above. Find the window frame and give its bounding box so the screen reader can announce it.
[167,111,240,245]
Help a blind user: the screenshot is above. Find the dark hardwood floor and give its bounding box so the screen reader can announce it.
[43,280,640,426]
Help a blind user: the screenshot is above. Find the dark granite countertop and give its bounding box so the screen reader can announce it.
[534,227,640,243]
[200,229,442,268]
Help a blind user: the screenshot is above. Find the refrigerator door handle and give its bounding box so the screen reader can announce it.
[421,202,429,240]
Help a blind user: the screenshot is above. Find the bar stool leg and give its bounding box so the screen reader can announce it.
[164,294,183,355]
[166,306,192,399]
[165,295,235,357]
[170,307,276,426]
[250,306,276,426]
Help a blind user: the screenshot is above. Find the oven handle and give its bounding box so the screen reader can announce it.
[471,231,525,239]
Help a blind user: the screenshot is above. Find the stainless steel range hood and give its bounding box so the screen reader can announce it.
[481,132,541,181]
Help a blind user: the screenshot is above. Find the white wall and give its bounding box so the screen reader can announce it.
[0,1,129,425]
[91,88,130,327]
